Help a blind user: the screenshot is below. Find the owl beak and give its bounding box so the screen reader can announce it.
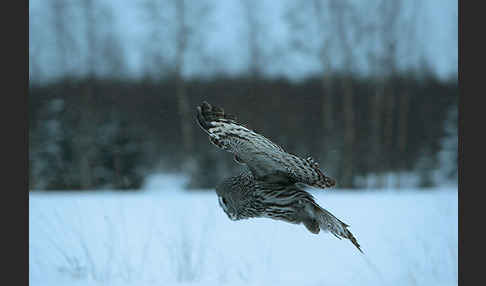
[228,213,238,221]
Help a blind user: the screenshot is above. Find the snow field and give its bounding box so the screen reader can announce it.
[29,188,457,286]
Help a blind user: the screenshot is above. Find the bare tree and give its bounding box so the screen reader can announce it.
[395,0,420,188]
[81,0,98,78]
[329,0,368,188]
[311,0,336,164]
[396,91,410,188]
[285,0,367,188]
[365,0,410,188]
[49,0,71,77]
[285,0,338,173]
[139,0,172,79]
[140,0,212,172]
[80,0,97,188]
[240,0,265,78]
[61,0,127,189]
[374,0,421,188]
[380,0,400,188]
[174,0,194,164]
[239,0,273,119]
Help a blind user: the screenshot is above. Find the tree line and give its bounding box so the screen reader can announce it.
[28,73,457,191]
[29,0,457,190]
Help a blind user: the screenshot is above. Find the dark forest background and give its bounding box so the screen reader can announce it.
[29,0,458,191]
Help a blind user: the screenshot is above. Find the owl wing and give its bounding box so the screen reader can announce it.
[196,102,336,189]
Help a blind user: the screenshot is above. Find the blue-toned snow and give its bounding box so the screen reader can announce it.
[29,180,457,286]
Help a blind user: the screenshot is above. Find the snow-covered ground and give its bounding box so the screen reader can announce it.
[29,185,457,286]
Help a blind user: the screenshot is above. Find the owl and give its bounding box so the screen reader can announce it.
[195,101,362,252]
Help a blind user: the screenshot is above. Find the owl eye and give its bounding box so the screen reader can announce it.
[219,196,228,210]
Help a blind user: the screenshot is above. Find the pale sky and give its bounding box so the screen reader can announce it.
[29,0,458,82]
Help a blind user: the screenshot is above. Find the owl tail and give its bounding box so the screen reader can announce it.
[313,204,363,253]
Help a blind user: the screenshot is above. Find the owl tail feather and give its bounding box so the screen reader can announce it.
[313,205,363,253]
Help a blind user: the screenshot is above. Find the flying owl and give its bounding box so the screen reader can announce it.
[195,101,362,252]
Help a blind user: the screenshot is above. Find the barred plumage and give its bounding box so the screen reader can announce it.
[196,102,335,189]
[196,102,362,252]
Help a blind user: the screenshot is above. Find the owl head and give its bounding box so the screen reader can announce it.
[215,177,247,221]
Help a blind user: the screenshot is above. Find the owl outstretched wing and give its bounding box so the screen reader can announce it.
[195,101,336,189]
